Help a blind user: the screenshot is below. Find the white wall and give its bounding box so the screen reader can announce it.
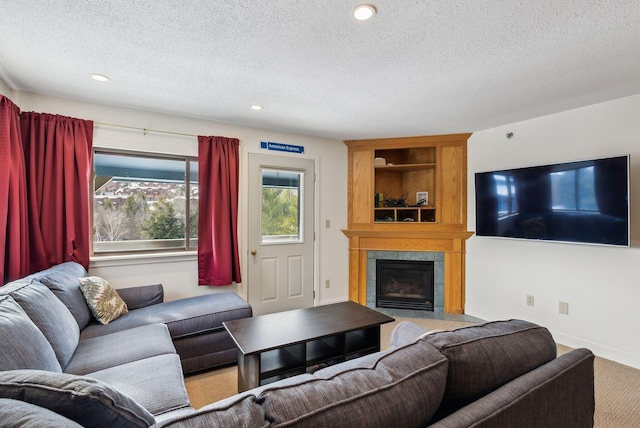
[0,75,15,103]
[0,76,13,98]
[12,91,350,305]
[467,93,640,369]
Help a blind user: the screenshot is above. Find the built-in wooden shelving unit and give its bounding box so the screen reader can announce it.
[342,133,474,314]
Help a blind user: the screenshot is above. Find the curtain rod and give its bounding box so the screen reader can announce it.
[95,122,199,138]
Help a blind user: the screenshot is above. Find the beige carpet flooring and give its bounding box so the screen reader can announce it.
[185,317,640,427]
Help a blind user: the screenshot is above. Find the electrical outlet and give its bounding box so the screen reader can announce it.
[325,279,330,289]
[559,301,569,315]
[526,295,534,306]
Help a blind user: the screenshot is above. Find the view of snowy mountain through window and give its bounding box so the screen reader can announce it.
[93,152,198,253]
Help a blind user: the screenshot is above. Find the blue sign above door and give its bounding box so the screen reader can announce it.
[260,141,304,154]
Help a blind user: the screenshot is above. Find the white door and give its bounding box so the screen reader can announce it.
[247,153,315,316]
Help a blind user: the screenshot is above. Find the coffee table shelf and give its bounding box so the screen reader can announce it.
[260,344,305,378]
[224,301,394,391]
[258,327,379,383]
[345,328,379,355]
[307,336,342,365]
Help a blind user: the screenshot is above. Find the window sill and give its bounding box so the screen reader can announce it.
[90,251,197,268]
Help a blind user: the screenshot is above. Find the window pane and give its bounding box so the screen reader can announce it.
[551,170,576,210]
[551,166,597,212]
[189,162,198,246]
[93,153,195,253]
[261,169,302,244]
[509,175,518,213]
[494,174,509,215]
[577,166,598,211]
[494,174,517,216]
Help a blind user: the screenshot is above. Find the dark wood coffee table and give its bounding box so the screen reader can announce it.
[223,301,395,392]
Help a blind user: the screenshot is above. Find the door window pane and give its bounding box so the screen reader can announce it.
[261,169,302,244]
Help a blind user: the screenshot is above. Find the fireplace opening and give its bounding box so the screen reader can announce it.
[376,259,434,311]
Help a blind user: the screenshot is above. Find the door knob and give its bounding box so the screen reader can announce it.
[250,249,257,256]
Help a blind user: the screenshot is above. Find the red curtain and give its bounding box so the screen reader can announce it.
[197,136,242,286]
[20,112,93,272]
[0,96,30,284]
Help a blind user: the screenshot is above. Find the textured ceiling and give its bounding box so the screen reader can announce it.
[1,1,640,140]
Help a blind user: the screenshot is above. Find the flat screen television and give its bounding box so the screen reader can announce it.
[475,155,630,246]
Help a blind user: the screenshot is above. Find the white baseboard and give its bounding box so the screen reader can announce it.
[465,307,640,370]
[550,330,640,370]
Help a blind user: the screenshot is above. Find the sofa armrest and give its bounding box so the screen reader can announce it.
[390,321,429,348]
[429,348,595,428]
[116,284,164,310]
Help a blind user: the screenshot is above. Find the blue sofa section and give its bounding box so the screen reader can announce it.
[0,262,252,424]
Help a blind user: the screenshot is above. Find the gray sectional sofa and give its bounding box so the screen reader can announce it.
[1,263,595,428]
[151,319,595,427]
[0,261,252,425]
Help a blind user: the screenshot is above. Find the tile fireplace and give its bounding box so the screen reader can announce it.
[367,251,444,312]
[376,259,434,311]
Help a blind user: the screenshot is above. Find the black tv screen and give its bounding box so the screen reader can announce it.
[475,155,630,246]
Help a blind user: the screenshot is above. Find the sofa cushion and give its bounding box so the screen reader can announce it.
[422,319,557,419]
[0,295,62,372]
[78,276,129,324]
[116,283,164,310]
[65,324,177,375]
[80,291,252,340]
[7,280,80,369]
[258,338,448,427]
[87,354,191,416]
[0,398,84,428]
[156,395,269,428]
[0,370,155,428]
[32,261,93,329]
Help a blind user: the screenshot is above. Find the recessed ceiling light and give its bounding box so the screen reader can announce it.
[353,4,376,21]
[91,73,110,82]
[250,105,263,110]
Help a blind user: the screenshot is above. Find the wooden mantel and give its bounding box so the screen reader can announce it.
[342,133,473,314]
